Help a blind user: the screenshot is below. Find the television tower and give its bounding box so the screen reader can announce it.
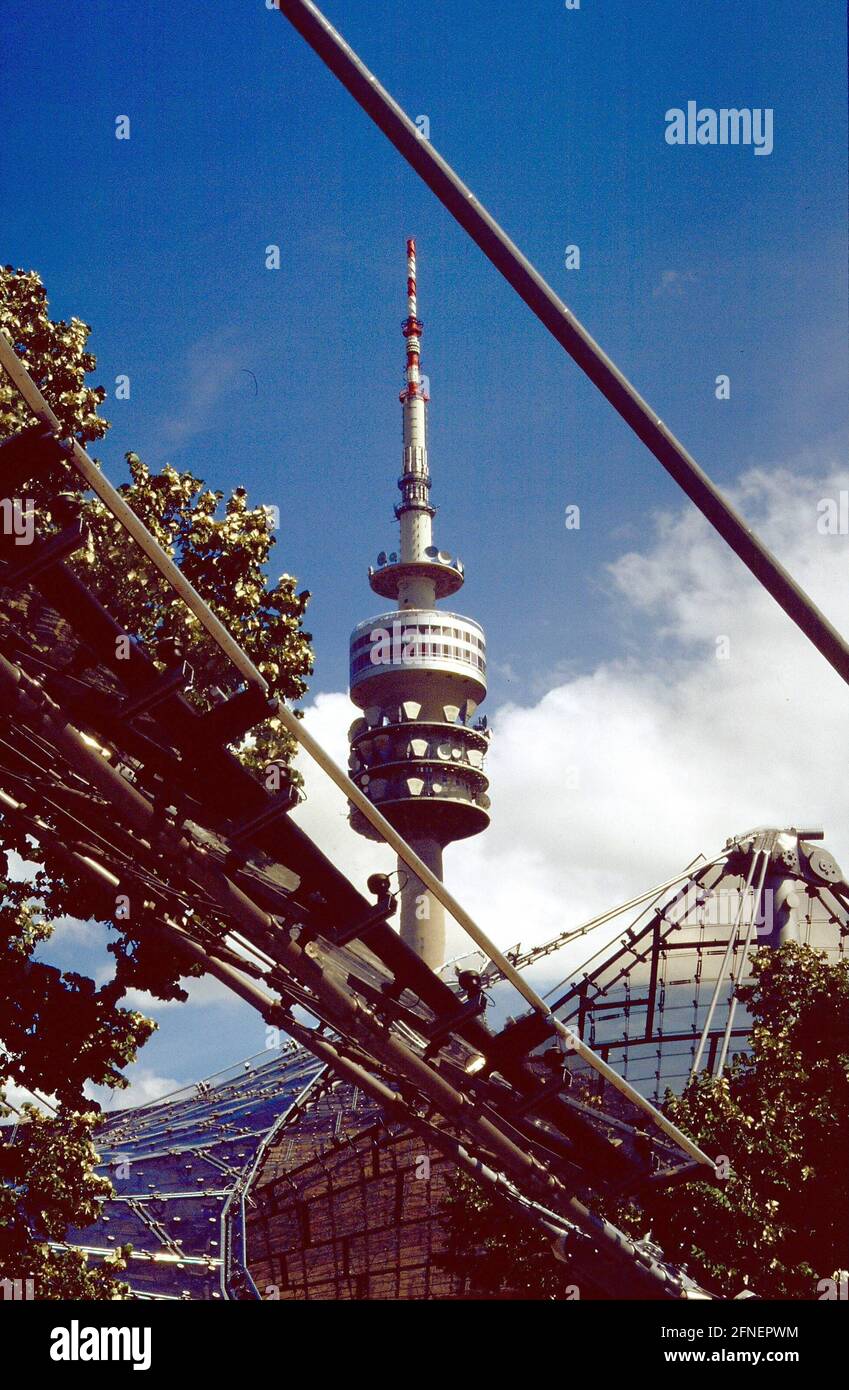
[348,240,490,970]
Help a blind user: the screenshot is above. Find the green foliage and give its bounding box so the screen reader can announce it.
[0,1104,130,1299]
[0,265,315,1295]
[0,837,155,1299]
[0,263,314,768]
[614,942,849,1298]
[0,267,107,446]
[439,1172,575,1299]
[440,945,849,1300]
[73,454,312,771]
[0,859,155,1107]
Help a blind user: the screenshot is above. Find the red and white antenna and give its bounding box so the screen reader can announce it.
[400,236,427,402]
[407,235,417,317]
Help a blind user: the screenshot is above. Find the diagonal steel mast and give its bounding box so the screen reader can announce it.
[275,0,849,689]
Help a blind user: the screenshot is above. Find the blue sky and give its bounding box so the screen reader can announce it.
[2,0,847,1098]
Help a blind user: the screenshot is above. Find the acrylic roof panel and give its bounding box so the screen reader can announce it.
[68,1047,323,1300]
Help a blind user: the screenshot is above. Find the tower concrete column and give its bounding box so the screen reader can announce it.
[398,838,445,970]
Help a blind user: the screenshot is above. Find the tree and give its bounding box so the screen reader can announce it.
[0,1104,131,1300]
[439,1171,578,1299]
[0,264,314,1295]
[621,942,849,1298]
[0,265,313,771]
[439,944,849,1300]
[0,269,107,447]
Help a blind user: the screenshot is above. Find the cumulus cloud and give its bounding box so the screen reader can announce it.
[1,1067,182,1117]
[0,1080,58,1118]
[117,975,244,1013]
[86,1066,183,1112]
[290,461,849,969]
[289,691,396,892]
[3,850,39,882]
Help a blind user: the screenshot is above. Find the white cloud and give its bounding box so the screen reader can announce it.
[289,691,396,894]
[0,1080,58,1118]
[44,915,104,946]
[3,850,39,882]
[86,1067,182,1112]
[291,462,849,969]
[117,974,243,1013]
[1,1069,181,1117]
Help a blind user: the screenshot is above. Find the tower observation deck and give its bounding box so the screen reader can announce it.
[348,240,490,968]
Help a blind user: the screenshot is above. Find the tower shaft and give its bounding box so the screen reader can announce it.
[398,839,445,970]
